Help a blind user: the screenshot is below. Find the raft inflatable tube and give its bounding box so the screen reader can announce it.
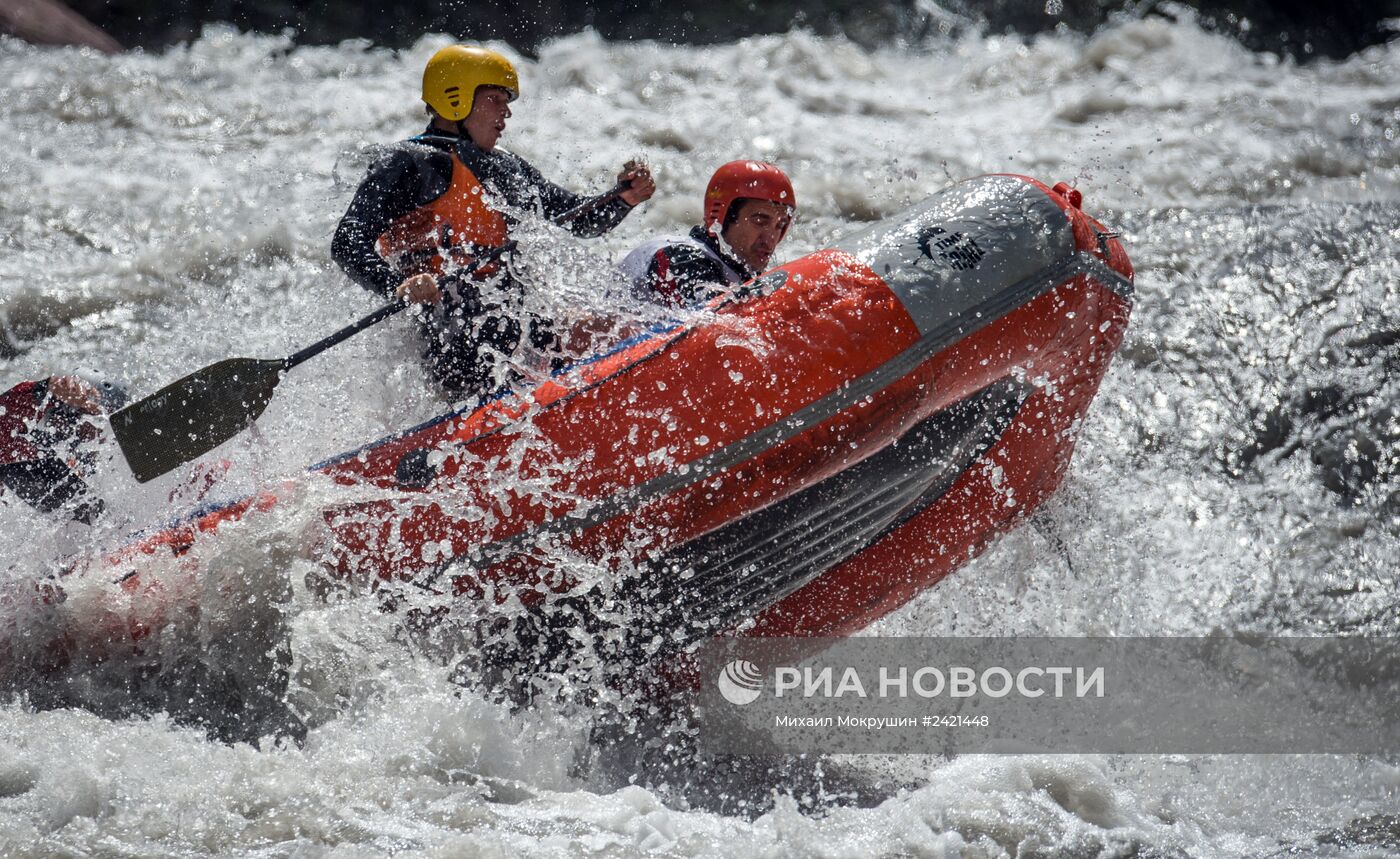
[5,174,1132,685]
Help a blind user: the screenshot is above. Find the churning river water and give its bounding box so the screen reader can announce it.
[2,9,1398,857]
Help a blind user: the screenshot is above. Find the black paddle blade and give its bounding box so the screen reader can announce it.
[110,358,285,483]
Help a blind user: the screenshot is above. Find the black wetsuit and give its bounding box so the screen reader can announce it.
[332,126,633,397]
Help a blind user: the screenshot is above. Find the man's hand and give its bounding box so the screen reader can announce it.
[48,375,102,414]
[617,160,655,207]
[395,273,441,305]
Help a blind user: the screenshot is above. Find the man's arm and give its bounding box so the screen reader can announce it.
[496,154,641,238]
[331,149,431,298]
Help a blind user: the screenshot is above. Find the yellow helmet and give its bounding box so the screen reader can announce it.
[422,45,519,121]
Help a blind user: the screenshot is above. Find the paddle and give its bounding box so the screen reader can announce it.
[114,302,428,483]
[111,182,631,483]
[110,243,502,483]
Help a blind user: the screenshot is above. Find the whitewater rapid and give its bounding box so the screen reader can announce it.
[3,10,1398,857]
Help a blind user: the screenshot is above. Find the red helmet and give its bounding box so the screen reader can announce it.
[703,161,796,230]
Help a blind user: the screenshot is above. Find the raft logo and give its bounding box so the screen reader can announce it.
[717,659,764,706]
[917,225,985,271]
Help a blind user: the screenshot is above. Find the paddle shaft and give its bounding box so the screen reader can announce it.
[556,182,625,224]
[285,301,404,372]
[284,240,515,371]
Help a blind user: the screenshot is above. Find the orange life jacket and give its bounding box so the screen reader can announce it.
[376,152,509,278]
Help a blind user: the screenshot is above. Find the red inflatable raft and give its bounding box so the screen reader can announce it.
[4,174,1132,692]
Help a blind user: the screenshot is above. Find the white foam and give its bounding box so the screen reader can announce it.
[2,19,1397,857]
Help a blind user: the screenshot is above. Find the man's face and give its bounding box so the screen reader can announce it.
[721,199,793,273]
[464,86,512,151]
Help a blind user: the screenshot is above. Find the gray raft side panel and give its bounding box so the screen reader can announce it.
[839,175,1075,336]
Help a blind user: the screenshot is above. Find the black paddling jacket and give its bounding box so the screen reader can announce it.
[620,225,756,307]
[332,126,633,298]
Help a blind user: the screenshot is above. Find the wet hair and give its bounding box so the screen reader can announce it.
[722,198,754,231]
[723,198,792,233]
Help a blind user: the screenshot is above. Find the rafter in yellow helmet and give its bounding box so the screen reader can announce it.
[422,45,519,122]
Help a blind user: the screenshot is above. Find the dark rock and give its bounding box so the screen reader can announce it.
[51,0,1400,61]
[0,0,121,52]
